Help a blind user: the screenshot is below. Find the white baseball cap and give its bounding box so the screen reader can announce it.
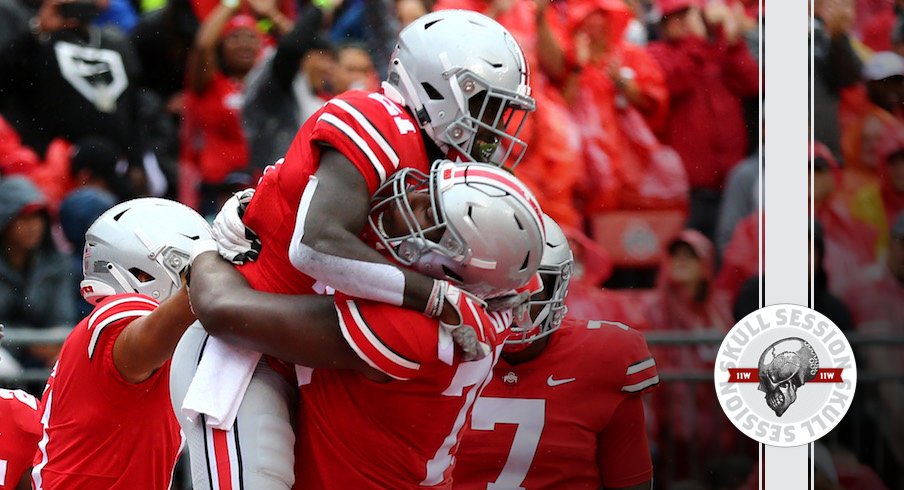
[864,51,904,81]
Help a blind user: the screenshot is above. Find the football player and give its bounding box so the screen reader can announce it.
[0,326,42,490]
[452,215,659,490]
[186,161,545,488]
[30,198,212,489]
[171,9,536,489]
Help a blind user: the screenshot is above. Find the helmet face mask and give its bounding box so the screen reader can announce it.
[370,160,545,299]
[80,198,212,305]
[386,10,536,170]
[444,70,534,167]
[505,215,574,348]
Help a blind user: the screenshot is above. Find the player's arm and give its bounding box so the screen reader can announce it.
[290,149,447,318]
[598,395,654,490]
[112,287,197,384]
[188,251,390,382]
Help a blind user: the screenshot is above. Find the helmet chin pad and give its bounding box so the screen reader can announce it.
[79,279,119,305]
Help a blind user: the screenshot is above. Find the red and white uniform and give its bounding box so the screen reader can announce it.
[0,389,41,489]
[293,293,512,489]
[31,294,183,490]
[453,317,659,489]
[239,89,430,294]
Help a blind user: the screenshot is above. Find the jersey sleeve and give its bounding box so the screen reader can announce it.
[85,294,159,361]
[333,294,436,381]
[618,327,660,395]
[597,395,654,488]
[309,93,410,194]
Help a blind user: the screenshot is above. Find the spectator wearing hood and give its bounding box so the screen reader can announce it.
[0,177,76,367]
[648,0,758,240]
[647,229,735,477]
[556,0,675,214]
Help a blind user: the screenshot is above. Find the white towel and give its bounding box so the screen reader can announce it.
[181,335,262,430]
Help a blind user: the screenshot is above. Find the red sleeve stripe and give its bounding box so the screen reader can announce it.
[335,300,420,380]
[317,113,388,184]
[328,100,400,167]
[625,357,656,375]
[621,375,660,393]
[87,309,153,359]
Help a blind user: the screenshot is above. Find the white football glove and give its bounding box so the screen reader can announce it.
[211,188,261,264]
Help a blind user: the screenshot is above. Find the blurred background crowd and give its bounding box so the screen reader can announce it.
[0,0,901,488]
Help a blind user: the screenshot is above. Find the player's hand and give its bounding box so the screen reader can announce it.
[211,188,261,265]
[439,286,512,362]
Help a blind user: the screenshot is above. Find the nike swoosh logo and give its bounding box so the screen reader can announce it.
[547,375,576,387]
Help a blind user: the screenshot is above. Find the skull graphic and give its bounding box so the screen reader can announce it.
[757,337,819,417]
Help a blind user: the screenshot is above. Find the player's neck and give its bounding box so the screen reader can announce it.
[501,335,550,365]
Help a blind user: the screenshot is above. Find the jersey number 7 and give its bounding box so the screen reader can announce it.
[470,397,546,490]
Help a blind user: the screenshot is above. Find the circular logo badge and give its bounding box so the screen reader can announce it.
[714,304,857,447]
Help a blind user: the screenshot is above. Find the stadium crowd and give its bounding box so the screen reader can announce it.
[0,0,901,488]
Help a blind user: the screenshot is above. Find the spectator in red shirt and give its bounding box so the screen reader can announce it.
[648,0,758,240]
[182,5,262,215]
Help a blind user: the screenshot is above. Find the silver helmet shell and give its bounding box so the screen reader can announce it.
[81,198,212,304]
[507,214,574,345]
[370,160,545,298]
[385,9,535,169]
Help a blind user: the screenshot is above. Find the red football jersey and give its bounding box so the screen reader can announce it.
[0,389,41,489]
[453,317,659,489]
[31,294,183,490]
[293,294,512,490]
[238,89,430,294]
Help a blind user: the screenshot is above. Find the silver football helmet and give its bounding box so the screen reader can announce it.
[81,198,212,304]
[370,160,545,299]
[507,214,574,345]
[385,9,535,169]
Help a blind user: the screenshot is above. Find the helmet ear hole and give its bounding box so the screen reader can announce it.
[128,267,155,283]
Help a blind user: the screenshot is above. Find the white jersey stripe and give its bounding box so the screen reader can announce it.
[328,100,400,167]
[621,375,660,393]
[317,113,387,183]
[345,301,421,370]
[626,357,656,375]
[226,427,241,489]
[31,390,52,490]
[87,296,158,329]
[87,310,153,359]
[335,304,408,381]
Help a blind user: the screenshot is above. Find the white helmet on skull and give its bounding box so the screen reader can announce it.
[81,198,212,304]
[370,160,545,299]
[385,9,535,169]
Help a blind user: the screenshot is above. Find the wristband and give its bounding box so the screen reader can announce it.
[424,280,448,318]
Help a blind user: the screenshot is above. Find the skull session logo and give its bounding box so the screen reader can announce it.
[714,305,857,447]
